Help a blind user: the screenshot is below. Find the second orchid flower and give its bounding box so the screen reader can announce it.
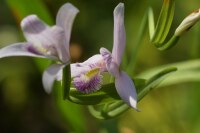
[70,3,138,110]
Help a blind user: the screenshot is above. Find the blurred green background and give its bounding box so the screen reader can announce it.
[0,0,200,133]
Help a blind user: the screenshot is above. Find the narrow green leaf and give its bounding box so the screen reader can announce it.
[62,65,71,99]
[68,78,146,105]
[148,7,155,40]
[88,67,177,119]
[139,59,200,87]
[160,69,200,87]
[53,81,87,133]
[151,0,175,46]
[88,102,129,120]
[158,35,180,50]
[138,59,200,78]
[138,67,177,100]
[159,0,175,44]
[69,85,118,105]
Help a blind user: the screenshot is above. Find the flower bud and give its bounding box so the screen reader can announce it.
[175,8,200,36]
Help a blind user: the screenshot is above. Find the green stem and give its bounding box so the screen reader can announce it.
[62,65,71,99]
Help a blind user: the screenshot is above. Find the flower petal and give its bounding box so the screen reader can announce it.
[100,48,119,77]
[0,43,45,59]
[112,3,125,66]
[56,3,79,63]
[21,15,49,43]
[73,68,102,94]
[70,63,91,78]
[115,71,138,110]
[100,48,112,66]
[21,15,65,60]
[82,54,105,68]
[71,54,106,77]
[42,64,64,93]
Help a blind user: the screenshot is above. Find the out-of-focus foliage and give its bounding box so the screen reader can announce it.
[0,0,200,133]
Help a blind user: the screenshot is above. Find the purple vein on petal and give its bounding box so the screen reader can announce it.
[21,15,48,34]
[0,43,45,59]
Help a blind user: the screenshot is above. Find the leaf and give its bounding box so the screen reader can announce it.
[138,59,200,90]
[62,65,71,99]
[88,67,177,119]
[68,78,146,105]
[138,67,177,100]
[151,0,175,45]
[53,81,87,133]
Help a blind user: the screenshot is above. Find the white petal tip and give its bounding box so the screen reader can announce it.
[129,96,140,111]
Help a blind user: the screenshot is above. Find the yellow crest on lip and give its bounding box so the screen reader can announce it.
[85,68,100,78]
[32,42,47,53]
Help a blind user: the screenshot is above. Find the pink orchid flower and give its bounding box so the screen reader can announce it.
[0,3,79,93]
[70,3,138,110]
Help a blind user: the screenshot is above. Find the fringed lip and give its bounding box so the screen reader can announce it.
[72,68,103,94]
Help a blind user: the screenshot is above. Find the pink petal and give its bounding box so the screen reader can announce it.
[112,3,126,66]
[70,63,91,77]
[70,54,105,77]
[0,43,45,59]
[81,54,105,70]
[56,3,79,63]
[100,48,120,77]
[21,15,49,43]
[115,71,138,110]
[42,64,64,93]
[21,15,66,61]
